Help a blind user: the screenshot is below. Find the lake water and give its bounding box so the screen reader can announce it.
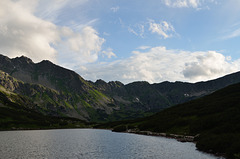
[0,129,224,159]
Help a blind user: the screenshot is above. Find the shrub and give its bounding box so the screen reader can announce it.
[112,125,127,132]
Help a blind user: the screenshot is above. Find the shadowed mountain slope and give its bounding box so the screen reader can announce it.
[98,83,240,158]
[94,71,240,113]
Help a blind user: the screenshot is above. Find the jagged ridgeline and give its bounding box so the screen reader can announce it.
[0,55,118,122]
[1,54,240,123]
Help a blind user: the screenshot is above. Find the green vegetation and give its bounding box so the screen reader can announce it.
[112,125,127,132]
[0,67,116,122]
[96,83,240,158]
[3,54,240,124]
[88,89,109,101]
[80,98,91,108]
[64,101,74,109]
[106,106,154,122]
[0,88,91,130]
[84,106,110,123]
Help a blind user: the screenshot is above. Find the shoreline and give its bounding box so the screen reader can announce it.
[126,129,197,143]
[0,127,226,158]
[113,129,226,158]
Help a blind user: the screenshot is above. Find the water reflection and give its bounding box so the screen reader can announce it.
[0,129,224,159]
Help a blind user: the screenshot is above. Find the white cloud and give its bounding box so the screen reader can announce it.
[102,48,117,58]
[162,0,216,9]
[137,46,151,50]
[149,20,175,39]
[222,27,240,40]
[110,6,120,13]
[0,0,107,66]
[77,47,240,84]
[163,0,199,8]
[57,26,106,68]
[128,24,145,38]
[36,0,88,21]
[66,26,104,60]
[0,0,59,62]
[128,27,138,36]
[183,51,239,81]
[128,20,176,39]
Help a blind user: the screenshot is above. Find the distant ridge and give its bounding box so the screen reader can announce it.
[94,69,240,113]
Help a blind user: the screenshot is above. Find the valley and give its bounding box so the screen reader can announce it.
[1,54,240,158]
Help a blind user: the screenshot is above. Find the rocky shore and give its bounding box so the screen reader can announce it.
[111,128,226,158]
[126,129,197,142]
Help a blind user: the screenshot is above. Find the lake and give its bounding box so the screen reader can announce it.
[0,129,224,159]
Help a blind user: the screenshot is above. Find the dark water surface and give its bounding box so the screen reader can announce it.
[0,129,224,159]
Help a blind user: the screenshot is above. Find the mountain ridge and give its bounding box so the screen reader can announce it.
[1,53,240,122]
[1,54,240,158]
[94,70,240,113]
[98,82,240,158]
[0,54,118,122]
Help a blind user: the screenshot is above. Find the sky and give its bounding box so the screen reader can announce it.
[1,0,240,84]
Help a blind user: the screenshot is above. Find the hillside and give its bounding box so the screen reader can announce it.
[98,83,240,158]
[1,54,240,157]
[0,55,118,122]
[95,71,240,113]
[0,83,90,130]
[1,54,240,123]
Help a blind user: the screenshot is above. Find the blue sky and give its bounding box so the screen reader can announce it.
[1,0,240,84]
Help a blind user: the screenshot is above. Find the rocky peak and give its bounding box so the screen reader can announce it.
[13,55,34,64]
[0,54,11,62]
[95,79,107,85]
[0,54,16,72]
[38,60,54,66]
[0,54,90,93]
[108,81,124,88]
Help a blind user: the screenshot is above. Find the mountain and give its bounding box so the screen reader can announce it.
[97,83,240,158]
[1,54,240,122]
[0,81,90,130]
[0,55,117,122]
[1,54,240,157]
[93,71,240,118]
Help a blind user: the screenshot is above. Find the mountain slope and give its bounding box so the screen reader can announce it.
[2,53,240,122]
[0,65,117,122]
[99,83,240,158]
[94,71,240,115]
[0,83,90,130]
[0,55,87,92]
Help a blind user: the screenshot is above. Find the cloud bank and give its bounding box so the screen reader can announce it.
[0,0,109,65]
[78,47,240,84]
[58,26,105,67]
[0,0,59,62]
